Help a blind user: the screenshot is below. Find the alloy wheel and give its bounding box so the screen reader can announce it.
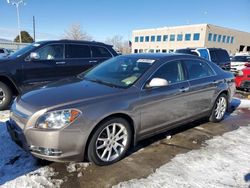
[0,88,6,105]
[95,123,128,162]
[214,96,227,120]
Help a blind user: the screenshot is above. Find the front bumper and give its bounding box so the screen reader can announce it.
[7,119,88,162]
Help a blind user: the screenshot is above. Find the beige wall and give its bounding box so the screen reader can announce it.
[132,24,250,55]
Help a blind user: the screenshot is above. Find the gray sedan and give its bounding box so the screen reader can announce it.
[7,53,235,165]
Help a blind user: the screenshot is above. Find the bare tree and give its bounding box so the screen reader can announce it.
[63,24,92,40]
[105,35,131,54]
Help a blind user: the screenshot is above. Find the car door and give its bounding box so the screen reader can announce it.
[139,60,191,136]
[183,59,218,116]
[21,43,65,90]
[62,44,92,76]
[90,45,113,65]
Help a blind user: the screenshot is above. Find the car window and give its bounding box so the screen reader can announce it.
[91,46,112,58]
[36,44,64,60]
[184,60,215,79]
[216,50,230,62]
[0,49,4,53]
[66,44,91,58]
[82,56,155,88]
[151,61,185,84]
[210,51,218,63]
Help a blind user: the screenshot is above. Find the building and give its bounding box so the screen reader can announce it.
[132,24,250,55]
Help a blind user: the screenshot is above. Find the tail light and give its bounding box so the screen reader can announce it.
[245,63,250,67]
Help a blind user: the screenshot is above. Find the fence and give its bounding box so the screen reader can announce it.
[0,42,30,50]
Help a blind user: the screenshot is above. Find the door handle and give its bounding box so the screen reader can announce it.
[56,61,66,65]
[179,87,189,92]
[89,60,98,63]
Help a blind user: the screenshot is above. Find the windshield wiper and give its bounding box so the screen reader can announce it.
[85,78,122,88]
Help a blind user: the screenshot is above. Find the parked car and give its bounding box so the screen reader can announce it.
[235,67,250,91]
[7,53,235,165]
[175,48,231,71]
[0,48,10,58]
[0,40,117,110]
[230,55,250,73]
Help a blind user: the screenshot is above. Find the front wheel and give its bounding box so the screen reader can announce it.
[87,118,132,166]
[209,94,228,123]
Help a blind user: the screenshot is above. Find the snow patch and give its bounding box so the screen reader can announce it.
[2,166,63,188]
[114,126,250,188]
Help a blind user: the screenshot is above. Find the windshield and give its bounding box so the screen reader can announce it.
[231,56,250,62]
[80,56,156,88]
[9,43,41,58]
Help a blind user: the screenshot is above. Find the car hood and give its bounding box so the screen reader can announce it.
[20,77,124,109]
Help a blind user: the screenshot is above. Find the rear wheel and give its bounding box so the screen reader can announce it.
[87,118,132,166]
[209,94,228,123]
[0,81,13,110]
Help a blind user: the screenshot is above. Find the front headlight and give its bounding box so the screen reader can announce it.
[35,109,81,129]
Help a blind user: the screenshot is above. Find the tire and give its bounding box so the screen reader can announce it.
[87,117,132,166]
[209,93,228,123]
[0,81,13,110]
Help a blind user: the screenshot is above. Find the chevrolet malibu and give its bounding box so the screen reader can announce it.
[7,54,235,165]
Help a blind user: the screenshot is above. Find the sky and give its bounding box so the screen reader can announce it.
[0,0,249,42]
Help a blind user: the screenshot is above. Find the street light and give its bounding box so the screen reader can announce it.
[7,0,25,43]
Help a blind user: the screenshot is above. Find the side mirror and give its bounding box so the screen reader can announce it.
[147,78,168,88]
[30,52,40,60]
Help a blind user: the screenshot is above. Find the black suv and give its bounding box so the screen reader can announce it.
[0,40,118,110]
[175,48,231,71]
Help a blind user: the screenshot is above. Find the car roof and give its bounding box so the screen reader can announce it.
[118,53,203,61]
[35,40,112,46]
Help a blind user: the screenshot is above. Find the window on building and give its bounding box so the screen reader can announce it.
[135,37,139,42]
[193,33,200,41]
[151,36,155,42]
[208,33,212,41]
[134,49,138,53]
[231,36,234,44]
[226,36,230,43]
[170,34,175,41]
[145,36,150,42]
[140,36,144,42]
[162,49,167,53]
[222,35,226,43]
[163,35,168,41]
[177,34,183,41]
[139,49,143,53]
[218,35,222,42]
[169,49,174,52]
[213,34,217,42]
[185,33,191,41]
[156,49,161,53]
[157,35,162,42]
[149,49,154,53]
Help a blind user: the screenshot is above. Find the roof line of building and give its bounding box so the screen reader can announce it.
[133,23,250,34]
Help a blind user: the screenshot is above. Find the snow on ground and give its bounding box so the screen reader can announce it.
[0,119,64,187]
[114,126,250,188]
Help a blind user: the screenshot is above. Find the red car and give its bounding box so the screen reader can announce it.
[235,66,250,91]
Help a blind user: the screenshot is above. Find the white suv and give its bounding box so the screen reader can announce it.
[230,55,250,72]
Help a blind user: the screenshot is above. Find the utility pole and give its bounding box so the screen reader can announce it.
[33,16,36,42]
[7,0,25,43]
